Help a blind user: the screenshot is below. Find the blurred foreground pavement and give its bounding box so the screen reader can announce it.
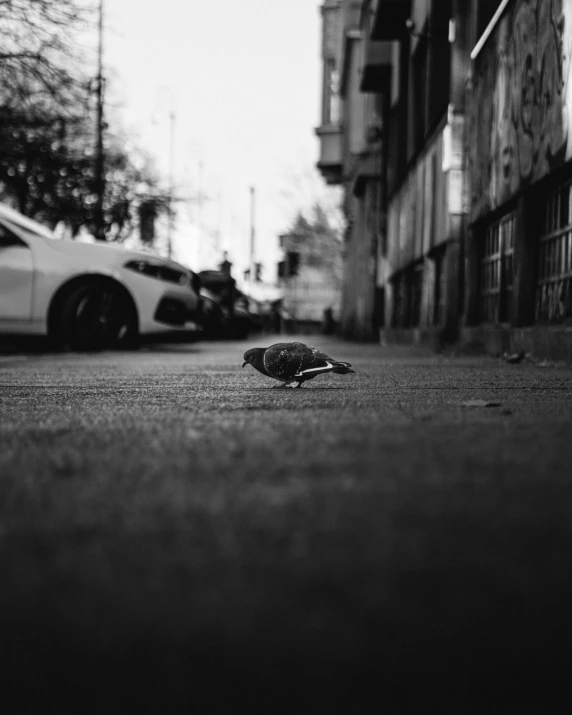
[1,336,571,713]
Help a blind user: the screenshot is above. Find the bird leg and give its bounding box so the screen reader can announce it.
[295,382,304,388]
[273,381,293,388]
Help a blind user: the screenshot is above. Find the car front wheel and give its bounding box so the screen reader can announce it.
[59,281,137,351]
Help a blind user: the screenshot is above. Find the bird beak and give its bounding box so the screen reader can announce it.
[242,361,247,367]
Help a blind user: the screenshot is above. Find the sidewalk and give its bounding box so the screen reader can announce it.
[1,337,571,712]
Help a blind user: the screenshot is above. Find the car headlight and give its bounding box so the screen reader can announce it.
[124,260,189,286]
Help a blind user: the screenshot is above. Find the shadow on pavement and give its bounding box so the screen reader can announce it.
[0,336,55,355]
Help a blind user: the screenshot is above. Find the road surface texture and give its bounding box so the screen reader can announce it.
[1,336,571,713]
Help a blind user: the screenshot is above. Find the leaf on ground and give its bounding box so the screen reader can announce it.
[461,399,502,408]
[502,350,526,364]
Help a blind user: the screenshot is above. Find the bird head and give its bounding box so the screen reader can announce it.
[242,347,263,368]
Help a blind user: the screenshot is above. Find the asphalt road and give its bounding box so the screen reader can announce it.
[1,335,572,713]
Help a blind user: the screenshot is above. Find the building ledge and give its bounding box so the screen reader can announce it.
[315,123,343,138]
[461,324,572,364]
[381,324,572,364]
[316,123,344,185]
[317,161,343,185]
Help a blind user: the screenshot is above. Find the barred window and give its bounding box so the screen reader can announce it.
[479,212,515,323]
[432,247,447,326]
[536,181,572,323]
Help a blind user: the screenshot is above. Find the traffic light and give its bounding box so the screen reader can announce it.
[255,263,262,282]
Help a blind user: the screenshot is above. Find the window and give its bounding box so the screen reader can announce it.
[375,287,385,329]
[322,58,340,125]
[391,263,424,328]
[479,212,515,323]
[387,103,400,190]
[536,181,572,323]
[287,251,300,277]
[0,224,28,249]
[410,262,424,327]
[427,0,451,130]
[432,247,447,326]
[410,33,428,154]
[391,272,405,327]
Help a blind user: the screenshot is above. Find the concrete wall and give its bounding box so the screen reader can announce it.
[340,181,379,340]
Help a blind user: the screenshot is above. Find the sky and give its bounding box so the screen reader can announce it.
[102,0,338,285]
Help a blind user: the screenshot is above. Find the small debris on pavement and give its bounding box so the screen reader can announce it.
[535,359,562,368]
[461,399,502,408]
[501,350,526,364]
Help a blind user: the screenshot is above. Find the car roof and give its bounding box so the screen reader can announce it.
[0,203,55,240]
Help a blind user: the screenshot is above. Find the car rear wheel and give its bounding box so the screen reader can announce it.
[59,281,137,351]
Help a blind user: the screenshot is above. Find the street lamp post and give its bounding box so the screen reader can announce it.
[249,186,256,287]
[167,107,175,260]
[153,87,176,260]
[94,0,105,241]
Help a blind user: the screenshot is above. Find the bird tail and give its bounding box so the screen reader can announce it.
[332,362,355,374]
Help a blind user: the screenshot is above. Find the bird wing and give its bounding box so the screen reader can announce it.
[307,345,352,369]
[262,342,323,379]
[263,343,301,378]
[293,345,338,378]
[308,346,334,362]
[264,342,351,380]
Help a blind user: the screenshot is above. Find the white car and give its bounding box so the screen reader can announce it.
[0,203,201,350]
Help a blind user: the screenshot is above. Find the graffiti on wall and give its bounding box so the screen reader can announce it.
[469,0,572,220]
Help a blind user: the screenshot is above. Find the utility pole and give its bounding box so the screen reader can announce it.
[94,0,105,241]
[249,185,256,286]
[167,107,175,259]
[197,159,204,231]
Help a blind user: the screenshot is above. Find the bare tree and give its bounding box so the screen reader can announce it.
[0,0,89,107]
[0,1,171,246]
[279,163,344,234]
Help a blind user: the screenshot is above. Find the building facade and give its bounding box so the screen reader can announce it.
[278,210,344,332]
[464,0,572,359]
[316,0,388,340]
[317,0,572,360]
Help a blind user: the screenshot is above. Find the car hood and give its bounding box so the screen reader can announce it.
[44,237,189,272]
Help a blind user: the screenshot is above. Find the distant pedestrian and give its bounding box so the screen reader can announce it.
[271,301,282,334]
[322,307,335,335]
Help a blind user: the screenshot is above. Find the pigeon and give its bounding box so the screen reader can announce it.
[242,341,355,388]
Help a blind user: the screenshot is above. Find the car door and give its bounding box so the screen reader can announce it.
[0,222,34,320]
